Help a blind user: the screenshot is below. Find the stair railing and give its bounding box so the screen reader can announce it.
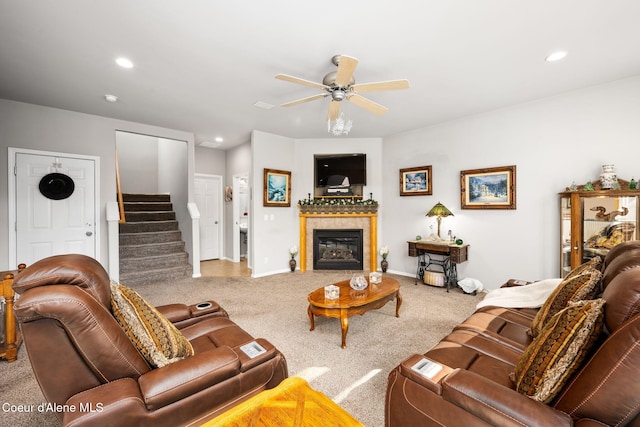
[115,149,126,223]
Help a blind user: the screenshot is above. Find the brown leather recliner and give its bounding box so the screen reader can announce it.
[386,240,640,426]
[13,254,288,426]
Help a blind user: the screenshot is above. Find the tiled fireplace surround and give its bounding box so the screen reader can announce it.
[299,212,378,272]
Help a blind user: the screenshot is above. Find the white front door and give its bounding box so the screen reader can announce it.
[14,152,97,266]
[194,175,222,260]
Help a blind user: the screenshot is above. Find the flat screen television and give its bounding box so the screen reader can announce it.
[315,153,366,187]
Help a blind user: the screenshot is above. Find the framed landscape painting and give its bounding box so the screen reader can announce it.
[460,165,516,209]
[400,165,432,196]
[263,168,291,207]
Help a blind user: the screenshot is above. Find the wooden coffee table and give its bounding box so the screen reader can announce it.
[307,276,402,348]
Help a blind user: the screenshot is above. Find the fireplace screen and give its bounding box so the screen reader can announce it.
[313,229,363,270]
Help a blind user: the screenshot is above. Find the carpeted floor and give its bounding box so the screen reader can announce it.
[0,271,483,427]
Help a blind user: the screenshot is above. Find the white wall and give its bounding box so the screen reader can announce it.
[0,99,196,272]
[249,132,384,277]
[250,131,296,276]
[116,132,159,193]
[3,75,639,282]
[194,145,226,176]
[382,76,640,289]
[292,138,384,205]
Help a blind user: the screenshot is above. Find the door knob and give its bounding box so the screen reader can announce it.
[86,231,93,236]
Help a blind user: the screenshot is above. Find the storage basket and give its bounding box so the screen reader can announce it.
[423,270,445,287]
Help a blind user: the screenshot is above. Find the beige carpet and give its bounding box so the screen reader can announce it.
[0,271,483,427]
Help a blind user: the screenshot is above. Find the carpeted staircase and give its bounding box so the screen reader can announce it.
[119,193,192,286]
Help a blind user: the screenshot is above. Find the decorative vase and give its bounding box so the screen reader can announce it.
[600,164,617,189]
[381,259,388,273]
[289,258,296,272]
[349,274,368,290]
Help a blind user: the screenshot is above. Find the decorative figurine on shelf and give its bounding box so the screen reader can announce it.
[289,245,298,272]
[600,164,617,189]
[630,178,637,190]
[584,181,594,191]
[569,181,578,192]
[590,206,628,221]
[380,246,389,272]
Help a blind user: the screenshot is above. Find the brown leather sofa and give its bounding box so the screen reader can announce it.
[12,254,288,426]
[386,240,640,427]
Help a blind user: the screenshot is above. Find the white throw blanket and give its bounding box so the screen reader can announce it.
[475,278,563,309]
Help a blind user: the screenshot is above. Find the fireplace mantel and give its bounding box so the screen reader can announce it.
[299,212,378,272]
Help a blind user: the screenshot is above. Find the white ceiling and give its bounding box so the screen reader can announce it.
[1,1,639,149]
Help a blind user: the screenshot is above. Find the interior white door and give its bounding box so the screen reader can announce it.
[15,152,96,265]
[194,175,222,260]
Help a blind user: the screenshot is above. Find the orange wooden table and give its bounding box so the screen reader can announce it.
[202,376,363,427]
[1,265,25,362]
[307,276,402,348]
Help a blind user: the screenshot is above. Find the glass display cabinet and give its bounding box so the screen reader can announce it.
[560,179,639,277]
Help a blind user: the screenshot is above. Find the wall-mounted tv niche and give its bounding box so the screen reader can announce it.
[314,153,366,198]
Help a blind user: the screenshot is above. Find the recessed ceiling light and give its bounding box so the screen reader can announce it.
[253,101,275,110]
[214,137,224,142]
[199,141,222,148]
[545,51,567,62]
[115,57,134,68]
[104,94,118,102]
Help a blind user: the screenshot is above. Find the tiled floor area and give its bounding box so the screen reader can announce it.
[200,258,251,277]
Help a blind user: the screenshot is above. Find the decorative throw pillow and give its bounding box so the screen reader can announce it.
[513,298,605,403]
[110,281,194,368]
[529,270,602,337]
[565,256,603,281]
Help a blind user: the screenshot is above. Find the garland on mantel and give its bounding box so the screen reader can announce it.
[297,197,378,213]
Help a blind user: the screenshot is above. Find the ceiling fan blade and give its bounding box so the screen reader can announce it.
[334,55,358,87]
[352,79,410,93]
[275,74,329,90]
[280,93,328,107]
[328,100,341,121]
[347,94,388,116]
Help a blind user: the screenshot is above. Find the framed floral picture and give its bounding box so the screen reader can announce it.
[263,168,291,207]
[460,165,516,209]
[399,166,432,196]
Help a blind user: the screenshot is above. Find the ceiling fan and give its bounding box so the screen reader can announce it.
[275,54,409,121]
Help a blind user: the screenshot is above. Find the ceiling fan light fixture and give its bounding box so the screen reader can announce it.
[328,112,352,136]
[331,90,346,101]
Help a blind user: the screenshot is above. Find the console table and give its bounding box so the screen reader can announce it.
[1,264,25,362]
[407,241,469,292]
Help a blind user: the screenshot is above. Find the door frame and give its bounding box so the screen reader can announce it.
[232,173,250,264]
[8,147,101,268]
[194,173,223,261]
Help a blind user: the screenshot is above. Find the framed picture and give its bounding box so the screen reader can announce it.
[399,166,432,196]
[460,165,516,209]
[263,168,291,207]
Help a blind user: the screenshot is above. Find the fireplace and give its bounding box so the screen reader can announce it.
[299,211,377,272]
[313,229,363,270]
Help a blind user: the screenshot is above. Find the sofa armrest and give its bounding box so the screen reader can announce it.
[63,378,151,426]
[156,300,227,328]
[441,369,572,427]
[156,303,192,323]
[397,354,454,394]
[138,346,240,410]
[157,300,223,322]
